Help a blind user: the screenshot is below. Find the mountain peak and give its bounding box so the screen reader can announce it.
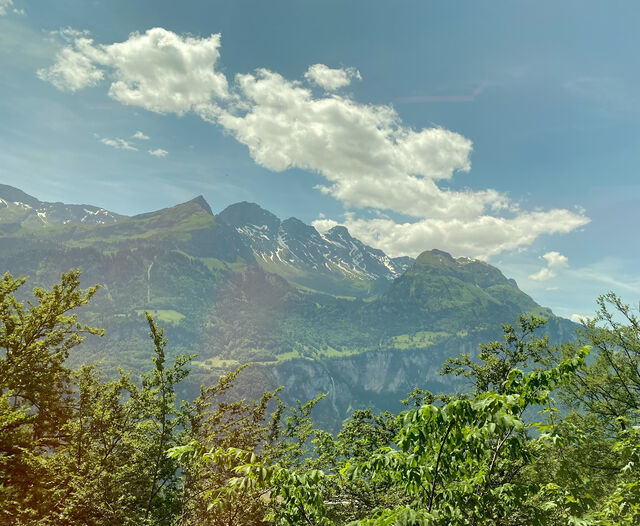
[189,195,213,215]
[326,225,351,238]
[0,184,124,226]
[0,184,42,208]
[219,201,280,232]
[281,216,317,235]
[415,249,456,267]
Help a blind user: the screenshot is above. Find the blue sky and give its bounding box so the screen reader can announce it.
[1,0,638,320]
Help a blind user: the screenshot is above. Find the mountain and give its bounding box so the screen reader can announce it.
[0,184,124,230]
[219,201,412,296]
[375,249,546,331]
[0,185,577,427]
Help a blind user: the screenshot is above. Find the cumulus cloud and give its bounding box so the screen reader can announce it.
[132,130,150,140]
[328,211,587,259]
[216,69,477,216]
[570,313,591,324]
[40,27,590,259]
[38,28,228,113]
[529,267,556,281]
[100,137,138,151]
[37,39,104,91]
[148,148,168,157]
[304,64,361,91]
[0,0,13,15]
[527,251,570,281]
[543,251,569,268]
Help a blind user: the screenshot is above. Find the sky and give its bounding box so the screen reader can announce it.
[1,0,639,321]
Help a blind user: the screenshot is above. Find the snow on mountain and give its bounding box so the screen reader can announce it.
[0,184,124,226]
[219,202,413,283]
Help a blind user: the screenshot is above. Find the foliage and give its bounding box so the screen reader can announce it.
[345,348,590,526]
[4,270,640,526]
[561,293,640,428]
[0,269,102,523]
[0,270,193,525]
[440,314,553,394]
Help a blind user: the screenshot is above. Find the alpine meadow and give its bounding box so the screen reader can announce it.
[1,1,639,525]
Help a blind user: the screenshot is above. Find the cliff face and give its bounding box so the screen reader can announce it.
[249,336,484,430]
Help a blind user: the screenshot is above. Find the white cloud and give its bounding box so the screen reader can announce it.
[543,251,568,268]
[148,148,168,157]
[49,28,90,41]
[526,250,570,282]
[39,28,229,114]
[529,267,556,281]
[337,209,588,259]
[312,218,339,232]
[0,0,13,15]
[570,313,591,324]
[132,130,150,140]
[216,69,476,216]
[304,64,361,91]
[37,39,104,91]
[100,137,137,151]
[40,28,590,259]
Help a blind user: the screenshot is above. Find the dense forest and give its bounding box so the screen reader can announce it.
[1,270,639,525]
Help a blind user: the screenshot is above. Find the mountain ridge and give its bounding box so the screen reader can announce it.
[0,184,576,426]
[0,184,125,227]
[219,201,413,296]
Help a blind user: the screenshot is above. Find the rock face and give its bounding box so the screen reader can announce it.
[252,336,482,430]
[219,202,412,296]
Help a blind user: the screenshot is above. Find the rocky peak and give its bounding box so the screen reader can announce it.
[218,202,415,293]
[414,249,457,268]
[219,201,280,233]
[191,195,213,215]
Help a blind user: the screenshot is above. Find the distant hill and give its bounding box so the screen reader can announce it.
[0,184,577,427]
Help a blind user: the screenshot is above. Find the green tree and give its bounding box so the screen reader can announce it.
[0,270,196,525]
[45,313,194,526]
[544,293,640,525]
[561,293,640,429]
[441,315,552,395]
[0,269,102,523]
[347,347,591,526]
[170,365,282,526]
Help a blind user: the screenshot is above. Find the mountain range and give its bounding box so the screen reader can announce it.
[0,184,576,427]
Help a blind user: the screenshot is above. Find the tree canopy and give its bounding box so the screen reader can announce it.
[1,270,639,525]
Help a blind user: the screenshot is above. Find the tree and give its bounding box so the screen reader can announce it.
[561,293,640,429]
[347,347,591,526]
[0,269,102,523]
[169,365,282,526]
[440,315,552,395]
[544,293,640,525]
[0,270,195,525]
[45,314,195,526]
